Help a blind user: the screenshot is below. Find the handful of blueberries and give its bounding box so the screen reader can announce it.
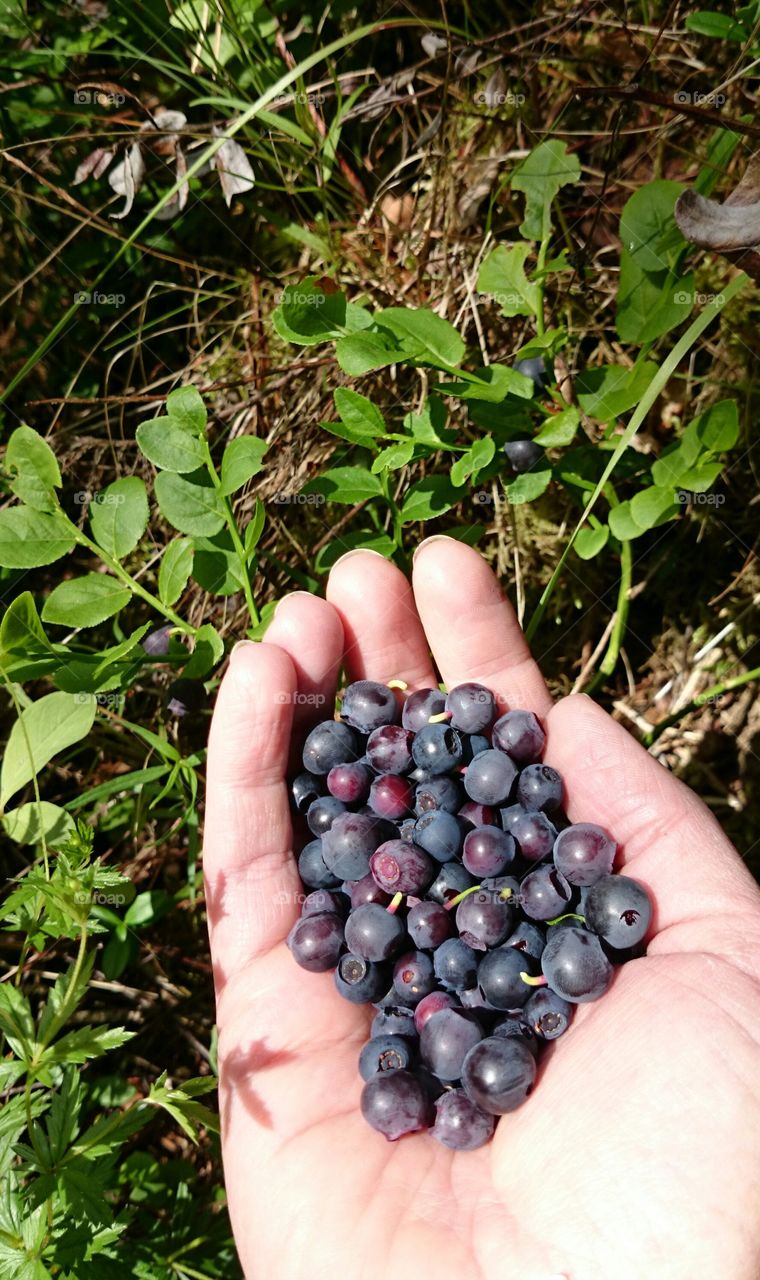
[287,680,653,1150]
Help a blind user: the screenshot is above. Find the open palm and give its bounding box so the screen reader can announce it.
[204,538,760,1280]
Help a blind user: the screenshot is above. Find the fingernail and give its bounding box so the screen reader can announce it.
[274,590,317,616]
[413,534,456,563]
[230,639,256,663]
[331,547,387,570]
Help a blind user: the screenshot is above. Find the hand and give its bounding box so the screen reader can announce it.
[204,538,760,1280]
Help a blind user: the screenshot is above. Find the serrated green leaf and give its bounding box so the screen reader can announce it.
[219,436,267,495]
[400,475,459,523]
[89,477,149,559]
[476,243,540,317]
[165,385,207,434]
[371,441,414,473]
[136,419,207,472]
[1,691,96,808]
[303,467,384,504]
[158,538,194,605]
[503,467,552,504]
[574,524,610,559]
[511,140,581,241]
[6,425,61,512]
[0,508,75,568]
[375,307,465,368]
[534,406,579,447]
[333,388,386,439]
[40,1025,134,1067]
[42,575,132,628]
[154,470,226,536]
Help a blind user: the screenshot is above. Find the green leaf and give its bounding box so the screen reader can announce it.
[303,467,384,504]
[154,470,226,536]
[511,140,581,241]
[272,276,349,345]
[673,460,724,492]
[620,180,688,272]
[533,406,579,447]
[165,385,207,434]
[450,436,495,487]
[685,10,747,39]
[617,260,695,344]
[476,243,540,317]
[503,467,552,504]
[574,524,610,560]
[3,802,76,845]
[684,399,739,453]
[375,307,465,368]
[6,425,61,512]
[0,691,96,809]
[576,362,658,421]
[335,330,406,375]
[0,983,35,1057]
[219,436,267,495]
[124,889,173,927]
[136,419,207,472]
[42,575,132,629]
[192,530,246,595]
[158,537,194,605]
[514,328,567,359]
[405,397,452,445]
[371,441,414,473]
[629,485,680,530]
[40,1025,134,1068]
[244,499,266,557]
[314,531,396,573]
[608,501,642,541]
[89,476,149,559]
[333,388,386,439]
[439,364,532,403]
[0,592,51,654]
[0,508,75,568]
[182,622,224,679]
[400,475,459,523]
[102,931,136,980]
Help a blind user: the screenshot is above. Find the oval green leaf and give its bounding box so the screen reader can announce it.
[90,476,149,559]
[0,691,96,808]
[154,471,226,536]
[42,574,133,628]
[0,508,75,568]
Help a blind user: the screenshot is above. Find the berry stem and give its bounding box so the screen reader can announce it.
[520,972,548,987]
[428,710,453,723]
[546,912,586,926]
[444,883,482,911]
[386,892,404,915]
[387,679,408,690]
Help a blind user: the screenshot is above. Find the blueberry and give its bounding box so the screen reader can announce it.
[341,681,400,733]
[360,1070,430,1140]
[513,355,549,390]
[359,1035,414,1081]
[431,1088,495,1151]
[503,438,544,473]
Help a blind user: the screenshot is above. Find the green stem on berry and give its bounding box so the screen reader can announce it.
[444,883,482,910]
[386,892,404,914]
[428,710,453,723]
[546,911,586,926]
[520,972,547,986]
